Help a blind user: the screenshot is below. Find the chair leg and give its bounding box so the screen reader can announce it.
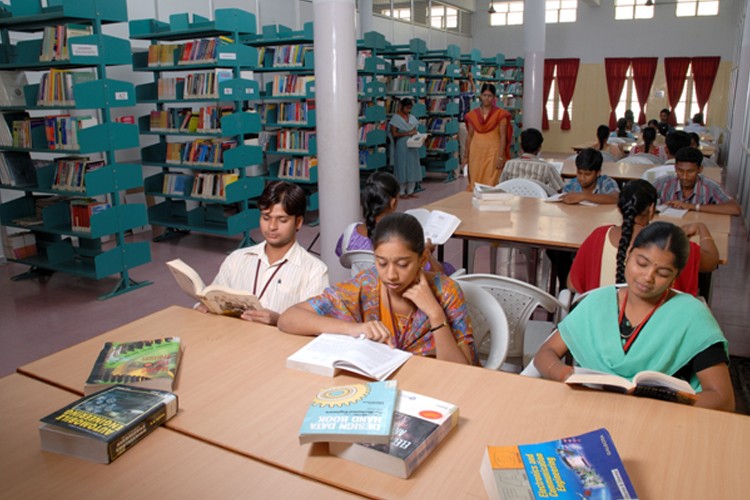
[489,245,499,275]
[467,240,479,273]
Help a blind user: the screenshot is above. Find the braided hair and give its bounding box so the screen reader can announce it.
[642,126,656,155]
[361,171,399,239]
[596,125,609,150]
[615,180,658,284]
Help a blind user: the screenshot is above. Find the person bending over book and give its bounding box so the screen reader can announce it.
[279,213,477,365]
[568,180,718,297]
[196,181,329,325]
[336,171,454,275]
[535,222,734,412]
[559,148,619,205]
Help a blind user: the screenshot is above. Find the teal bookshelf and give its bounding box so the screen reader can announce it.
[357,31,388,174]
[130,8,264,247]
[0,0,151,299]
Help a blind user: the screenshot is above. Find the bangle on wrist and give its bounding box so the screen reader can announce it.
[429,321,449,333]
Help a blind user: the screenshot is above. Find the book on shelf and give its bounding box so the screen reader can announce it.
[565,367,697,405]
[298,381,398,445]
[406,132,428,148]
[166,258,262,316]
[39,385,178,464]
[3,231,36,259]
[39,24,93,62]
[69,198,110,233]
[480,428,638,500]
[0,151,37,187]
[0,70,28,106]
[329,390,459,479]
[286,333,412,381]
[84,338,183,396]
[403,208,461,246]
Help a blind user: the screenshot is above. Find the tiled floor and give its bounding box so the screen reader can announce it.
[1,170,748,380]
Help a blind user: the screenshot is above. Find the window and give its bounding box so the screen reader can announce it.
[614,0,653,20]
[489,1,524,26]
[674,65,705,124]
[430,3,458,29]
[615,66,642,124]
[546,0,577,24]
[676,0,719,17]
[545,67,571,122]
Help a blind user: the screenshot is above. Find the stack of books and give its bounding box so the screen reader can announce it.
[472,183,513,212]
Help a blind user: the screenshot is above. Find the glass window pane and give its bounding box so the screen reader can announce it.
[508,11,523,24]
[546,10,558,23]
[676,3,695,17]
[546,0,560,8]
[509,1,524,12]
[561,0,577,8]
[490,13,506,26]
[616,0,635,6]
[559,9,576,23]
[615,6,633,20]
[634,6,653,19]
[698,1,719,16]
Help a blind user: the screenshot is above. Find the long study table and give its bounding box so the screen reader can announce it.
[1,373,358,499]
[560,158,723,183]
[17,306,750,499]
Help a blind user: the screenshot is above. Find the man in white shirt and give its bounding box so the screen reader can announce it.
[500,128,564,195]
[197,181,329,325]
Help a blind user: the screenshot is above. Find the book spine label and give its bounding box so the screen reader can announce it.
[106,398,176,462]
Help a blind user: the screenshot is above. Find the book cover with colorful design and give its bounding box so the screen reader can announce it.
[481,428,638,499]
[84,337,182,395]
[298,381,398,445]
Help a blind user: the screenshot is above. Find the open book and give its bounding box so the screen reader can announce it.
[566,367,697,405]
[404,208,461,245]
[166,258,262,317]
[406,132,428,148]
[544,193,598,206]
[286,333,413,381]
[657,204,688,218]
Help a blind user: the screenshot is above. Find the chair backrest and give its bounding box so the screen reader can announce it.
[339,250,376,277]
[641,164,675,183]
[599,151,618,163]
[496,178,549,198]
[701,156,719,168]
[619,155,656,165]
[455,281,509,370]
[454,274,566,359]
[634,153,663,165]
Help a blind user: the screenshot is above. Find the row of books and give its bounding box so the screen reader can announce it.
[278,157,316,180]
[258,44,312,68]
[184,69,233,99]
[51,157,104,192]
[426,79,454,94]
[190,172,239,199]
[149,106,234,133]
[3,231,36,259]
[275,130,315,152]
[358,147,385,168]
[11,195,66,227]
[147,38,223,67]
[165,138,238,165]
[39,24,93,62]
[262,102,313,125]
[426,97,453,113]
[387,76,414,94]
[425,136,452,150]
[428,60,451,75]
[10,115,97,150]
[427,117,455,133]
[36,69,96,107]
[70,198,110,233]
[358,122,385,141]
[271,74,314,97]
[497,82,523,95]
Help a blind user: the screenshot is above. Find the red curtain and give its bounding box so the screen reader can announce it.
[691,56,721,113]
[663,57,691,126]
[555,59,579,130]
[604,58,631,130]
[542,59,556,131]
[630,57,658,125]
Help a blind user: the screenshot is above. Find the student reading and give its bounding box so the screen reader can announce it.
[196,181,329,325]
[534,221,734,412]
[279,213,477,365]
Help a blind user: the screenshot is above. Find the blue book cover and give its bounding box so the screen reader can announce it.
[481,428,638,500]
[298,381,398,445]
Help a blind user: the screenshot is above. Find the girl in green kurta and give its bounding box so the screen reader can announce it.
[534,221,734,412]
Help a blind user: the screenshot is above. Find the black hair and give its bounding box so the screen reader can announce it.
[400,97,414,108]
[520,128,544,153]
[624,109,635,121]
[575,148,603,172]
[642,126,656,155]
[660,108,671,117]
[616,117,629,137]
[596,125,610,150]
[647,119,659,129]
[615,180,658,283]
[692,112,704,125]
[480,83,497,96]
[657,122,670,137]
[674,146,704,167]
[688,132,701,148]
[361,171,399,239]
[630,221,690,273]
[372,212,425,256]
[258,180,306,218]
[665,131,691,156]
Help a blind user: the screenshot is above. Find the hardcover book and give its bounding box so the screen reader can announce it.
[480,428,638,500]
[565,367,697,405]
[299,381,398,445]
[166,258,262,316]
[329,390,459,478]
[39,385,178,464]
[84,338,183,395]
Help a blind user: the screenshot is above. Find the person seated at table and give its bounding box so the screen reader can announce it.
[196,181,329,325]
[609,118,636,141]
[500,128,564,195]
[559,148,619,205]
[684,112,707,135]
[629,126,667,161]
[658,108,676,136]
[654,147,741,215]
[688,131,701,149]
[535,221,734,412]
[662,130,691,163]
[592,124,625,160]
[279,213,477,365]
[624,109,641,134]
[335,171,454,274]
[567,179,719,296]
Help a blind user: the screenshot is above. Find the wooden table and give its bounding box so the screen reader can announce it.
[560,158,723,184]
[1,373,358,499]
[571,141,716,157]
[17,307,750,499]
[422,192,729,265]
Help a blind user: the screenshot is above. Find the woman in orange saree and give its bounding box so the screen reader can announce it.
[463,83,513,190]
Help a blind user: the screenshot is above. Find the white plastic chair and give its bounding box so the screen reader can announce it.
[455,280,510,370]
[599,151,618,163]
[467,178,548,282]
[701,156,719,168]
[641,164,676,183]
[634,153,663,165]
[339,250,376,277]
[454,274,567,370]
[619,155,657,165]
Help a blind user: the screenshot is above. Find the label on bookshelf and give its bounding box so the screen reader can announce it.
[71,44,99,57]
[219,52,236,60]
[115,92,129,101]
